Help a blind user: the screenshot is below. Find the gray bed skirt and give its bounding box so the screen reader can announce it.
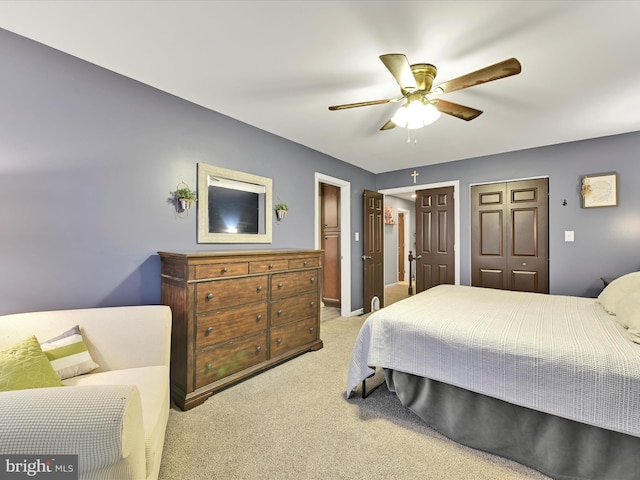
[384,369,640,480]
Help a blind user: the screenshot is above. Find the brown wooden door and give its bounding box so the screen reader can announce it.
[321,183,341,307]
[398,211,405,282]
[471,178,549,293]
[415,186,455,293]
[363,189,384,313]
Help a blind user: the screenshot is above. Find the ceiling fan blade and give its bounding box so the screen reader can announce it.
[380,120,396,131]
[328,98,395,111]
[434,58,521,94]
[434,99,483,121]
[380,54,417,92]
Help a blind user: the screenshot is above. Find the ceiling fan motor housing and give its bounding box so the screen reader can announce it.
[405,63,437,94]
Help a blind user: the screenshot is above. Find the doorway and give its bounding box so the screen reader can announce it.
[314,173,351,318]
[320,183,341,308]
[397,209,410,282]
[380,180,460,287]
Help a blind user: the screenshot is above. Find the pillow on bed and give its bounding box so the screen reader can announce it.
[615,292,640,344]
[597,271,640,315]
[40,325,99,380]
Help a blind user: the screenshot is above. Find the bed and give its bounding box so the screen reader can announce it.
[347,273,640,480]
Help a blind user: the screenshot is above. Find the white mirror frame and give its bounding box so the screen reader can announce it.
[197,163,273,243]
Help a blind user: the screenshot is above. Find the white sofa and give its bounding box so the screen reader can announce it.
[0,305,171,480]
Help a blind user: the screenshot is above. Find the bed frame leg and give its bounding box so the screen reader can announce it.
[361,368,385,398]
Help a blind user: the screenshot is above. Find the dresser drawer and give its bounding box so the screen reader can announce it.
[196,303,268,347]
[270,292,318,327]
[196,333,267,389]
[195,262,249,280]
[270,317,318,357]
[288,257,319,270]
[249,259,289,274]
[271,270,319,300]
[197,276,268,312]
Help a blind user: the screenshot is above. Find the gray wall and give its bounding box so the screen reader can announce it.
[2,28,638,316]
[377,133,640,297]
[0,29,375,315]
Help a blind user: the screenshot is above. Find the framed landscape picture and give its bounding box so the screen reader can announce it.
[581,172,618,208]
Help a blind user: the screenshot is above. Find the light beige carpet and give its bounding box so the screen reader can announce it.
[158,286,550,480]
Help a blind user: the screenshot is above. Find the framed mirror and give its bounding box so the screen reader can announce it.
[197,163,272,243]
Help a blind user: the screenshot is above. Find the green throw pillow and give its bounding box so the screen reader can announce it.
[40,325,99,380]
[0,336,64,391]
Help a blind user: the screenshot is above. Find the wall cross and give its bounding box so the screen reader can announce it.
[411,170,419,184]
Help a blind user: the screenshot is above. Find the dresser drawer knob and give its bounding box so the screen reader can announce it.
[268,264,274,269]
[256,346,262,353]
[310,277,315,283]
[309,327,315,334]
[205,326,214,335]
[278,282,284,289]
[257,285,263,292]
[206,293,214,300]
[256,314,263,322]
[303,260,308,266]
[205,363,213,373]
[276,338,282,345]
[310,301,315,307]
[277,309,283,316]
[221,267,228,274]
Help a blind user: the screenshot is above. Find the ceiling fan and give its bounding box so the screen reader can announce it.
[328,54,521,130]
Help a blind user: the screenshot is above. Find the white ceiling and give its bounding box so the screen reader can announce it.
[1,1,640,174]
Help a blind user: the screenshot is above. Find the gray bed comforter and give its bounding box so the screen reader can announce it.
[346,285,640,437]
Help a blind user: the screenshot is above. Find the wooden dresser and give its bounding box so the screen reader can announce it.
[158,250,323,410]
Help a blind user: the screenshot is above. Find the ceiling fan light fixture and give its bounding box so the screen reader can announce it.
[391,100,441,129]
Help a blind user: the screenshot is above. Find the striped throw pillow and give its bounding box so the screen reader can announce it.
[40,325,99,380]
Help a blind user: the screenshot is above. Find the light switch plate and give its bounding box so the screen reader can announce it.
[564,230,575,242]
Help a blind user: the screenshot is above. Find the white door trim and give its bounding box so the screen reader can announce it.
[314,173,352,317]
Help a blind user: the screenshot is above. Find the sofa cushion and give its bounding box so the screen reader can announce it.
[0,336,64,391]
[64,365,170,477]
[40,325,99,379]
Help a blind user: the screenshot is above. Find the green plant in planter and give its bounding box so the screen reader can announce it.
[175,187,197,202]
[274,202,288,221]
